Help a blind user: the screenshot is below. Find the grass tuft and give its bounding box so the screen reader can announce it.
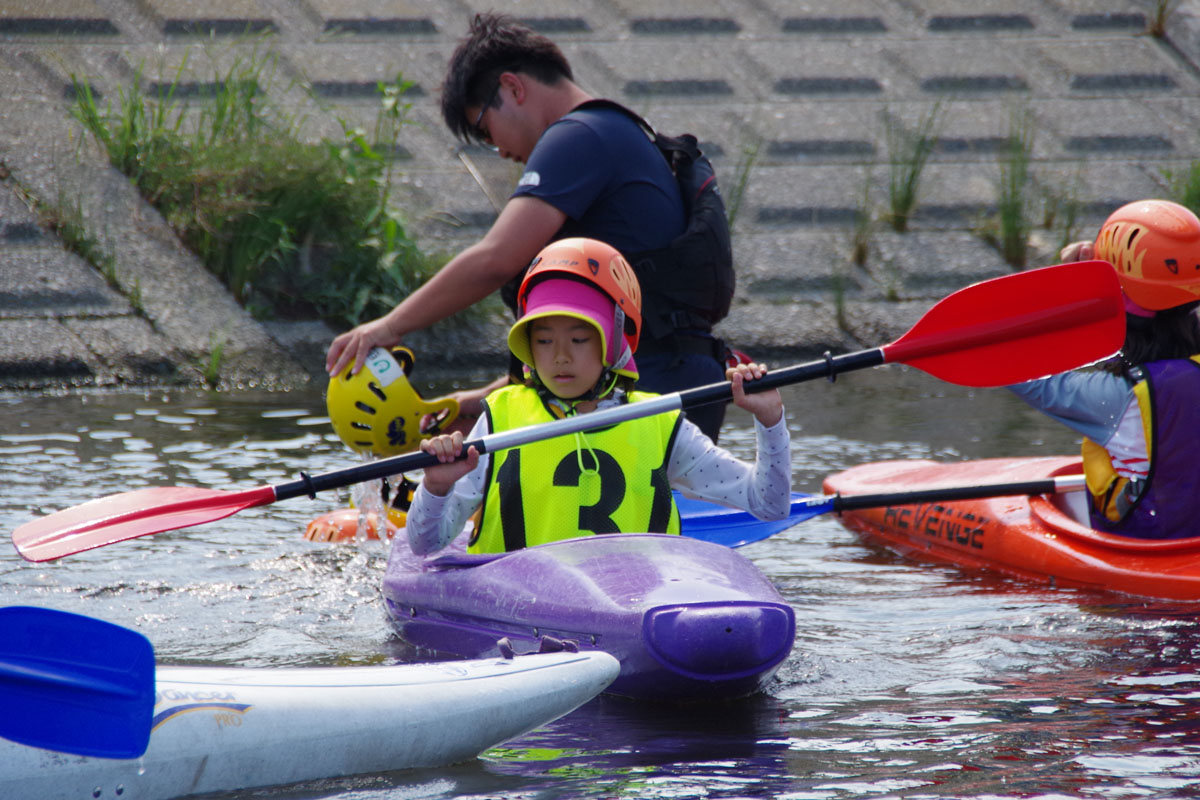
[883,102,942,233]
[1163,162,1200,216]
[725,136,760,228]
[70,45,444,328]
[1147,0,1179,37]
[993,103,1036,268]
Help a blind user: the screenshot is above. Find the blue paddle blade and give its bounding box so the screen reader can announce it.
[679,492,835,548]
[0,606,155,759]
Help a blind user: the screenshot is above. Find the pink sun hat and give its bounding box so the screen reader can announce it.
[508,278,638,379]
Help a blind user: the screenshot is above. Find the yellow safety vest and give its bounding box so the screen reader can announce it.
[470,385,682,553]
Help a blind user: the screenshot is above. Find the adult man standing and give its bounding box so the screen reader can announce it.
[326,13,732,440]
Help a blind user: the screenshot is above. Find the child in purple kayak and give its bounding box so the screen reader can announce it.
[405,237,791,555]
[1007,199,1200,539]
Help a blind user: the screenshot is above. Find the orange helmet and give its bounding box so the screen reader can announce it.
[1094,199,1200,311]
[507,238,643,378]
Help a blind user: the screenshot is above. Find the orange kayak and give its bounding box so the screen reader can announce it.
[823,456,1200,600]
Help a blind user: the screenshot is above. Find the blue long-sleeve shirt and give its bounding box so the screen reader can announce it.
[1006,370,1134,447]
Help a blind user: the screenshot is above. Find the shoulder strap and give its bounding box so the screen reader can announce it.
[571,98,655,137]
[570,99,704,168]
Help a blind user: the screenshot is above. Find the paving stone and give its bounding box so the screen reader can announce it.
[747,164,874,228]
[106,43,296,101]
[138,0,279,37]
[441,145,522,209]
[888,39,1055,97]
[909,0,1054,33]
[606,0,758,36]
[303,0,440,36]
[278,43,447,101]
[734,230,855,294]
[0,222,43,243]
[15,45,126,101]
[0,183,38,228]
[753,0,920,36]
[403,166,504,242]
[0,0,119,37]
[1032,96,1185,159]
[884,99,1052,162]
[1032,160,1171,221]
[1053,0,1148,32]
[0,246,131,318]
[1067,10,1146,31]
[717,297,849,360]
[316,104,450,167]
[0,318,97,385]
[860,230,1013,297]
[1038,38,1195,95]
[739,40,913,100]
[453,1,623,37]
[578,40,756,104]
[884,161,1002,229]
[62,316,181,382]
[839,298,926,348]
[748,103,882,165]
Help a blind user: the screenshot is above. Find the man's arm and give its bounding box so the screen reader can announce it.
[326,196,567,375]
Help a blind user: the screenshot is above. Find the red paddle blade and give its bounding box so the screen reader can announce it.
[882,260,1125,386]
[12,485,277,562]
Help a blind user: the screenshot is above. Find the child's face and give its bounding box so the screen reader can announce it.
[529,315,605,399]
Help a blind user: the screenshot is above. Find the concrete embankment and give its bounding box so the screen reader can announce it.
[3,1,1200,390]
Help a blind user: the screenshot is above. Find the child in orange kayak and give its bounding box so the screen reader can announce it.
[1007,199,1200,539]
[405,237,791,555]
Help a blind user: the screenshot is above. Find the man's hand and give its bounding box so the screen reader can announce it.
[326,316,401,377]
[1059,241,1095,263]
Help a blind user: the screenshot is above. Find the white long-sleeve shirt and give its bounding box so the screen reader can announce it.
[404,400,792,556]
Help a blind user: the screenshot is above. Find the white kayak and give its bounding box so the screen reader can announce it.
[0,650,618,800]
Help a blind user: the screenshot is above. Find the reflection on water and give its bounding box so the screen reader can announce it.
[3,366,1200,798]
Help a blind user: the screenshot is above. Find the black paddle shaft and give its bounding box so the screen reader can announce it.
[679,348,885,407]
[831,478,1064,512]
[273,348,886,503]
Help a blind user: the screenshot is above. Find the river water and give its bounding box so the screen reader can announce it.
[3,366,1200,799]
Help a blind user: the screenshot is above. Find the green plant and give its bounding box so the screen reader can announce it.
[850,169,873,266]
[993,103,1036,268]
[832,259,849,330]
[202,329,227,388]
[35,187,143,308]
[725,136,760,227]
[1163,161,1200,216]
[884,102,943,232]
[1042,172,1083,257]
[1147,0,1179,37]
[70,47,446,328]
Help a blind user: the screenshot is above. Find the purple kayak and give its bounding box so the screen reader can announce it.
[381,532,795,702]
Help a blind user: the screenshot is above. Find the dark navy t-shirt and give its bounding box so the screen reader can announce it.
[511,106,685,256]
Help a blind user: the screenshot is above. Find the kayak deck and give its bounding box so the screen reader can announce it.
[382,533,796,702]
[824,456,1200,600]
[0,652,618,800]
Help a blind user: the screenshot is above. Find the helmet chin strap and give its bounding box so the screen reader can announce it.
[533,368,620,409]
[611,305,628,368]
